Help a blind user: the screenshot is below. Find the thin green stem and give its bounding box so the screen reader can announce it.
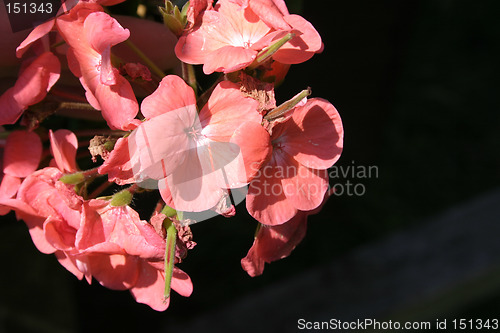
[248,33,295,70]
[264,88,311,120]
[182,62,197,96]
[59,102,97,111]
[163,218,177,299]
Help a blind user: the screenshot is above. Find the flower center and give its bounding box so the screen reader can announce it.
[274,141,284,152]
[185,126,202,141]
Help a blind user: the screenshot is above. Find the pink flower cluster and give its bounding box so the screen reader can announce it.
[1,0,343,310]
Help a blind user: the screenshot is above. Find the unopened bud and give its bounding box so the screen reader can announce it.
[159,1,187,37]
[110,189,133,207]
[248,33,295,70]
[59,172,85,185]
[264,87,311,120]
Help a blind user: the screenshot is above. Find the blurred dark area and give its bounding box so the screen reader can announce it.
[1,0,500,332]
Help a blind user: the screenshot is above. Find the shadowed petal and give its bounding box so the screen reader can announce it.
[3,130,42,178]
[49,129,78,173]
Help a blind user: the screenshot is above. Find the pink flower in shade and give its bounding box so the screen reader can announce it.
[0,52,60,125]
[241,190,331,277]
[14,167,88,280]
[175,0,323,75]
[56,3,140,130]
[77,199,193,311]
[102,75,270,214]
[0,130,42,215]
[15,0,127,58]
[6,130,87,279]
[246,98,343,225]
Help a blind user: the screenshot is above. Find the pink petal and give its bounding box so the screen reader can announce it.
[229,121,272,183]
[16,19,55,58]
[175,11,229,65]
[28,216,57,254]
[55,3,104,47]
[108,207,165,259]
[16,168,62,218]
[127,106,194,181]
[160,148,226,212]
[279,159,328,211]
[203,45,257,74]
[54,251,85,280]
[99,47,118,85]
[84,12,129,86]
[272,14,323,64]
[94,75,140,130]
[83,12,130,54]
[0,52,60,125]
[3,130,42,178]
[2,195,56,254]
[216,0,271,43]
[140,75,196,119]
[76,200,110,249]
[241,210,307,277]
[171,267,193,297]
[130,261,169,311]
[240,246,264,277]
[280,98,343,169]
[89,254,140,290]
[44,217,77,251]
[0,174,21,201]
[49,129,79,173]
[244,0,290,30]
[196,139,246,189]
[57,4,139,131]
[98,137,136,185]
[200,80,261,141]
[246,155,298,225]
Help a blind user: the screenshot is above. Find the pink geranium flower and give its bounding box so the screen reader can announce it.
[175,0,323,74]
[102,75,270,213]
[14,167,88,279]
[246,98,343,225]
[77,199,193,311]
[15,0,127,58]
[56,3,140,130]
[5,130,87,279]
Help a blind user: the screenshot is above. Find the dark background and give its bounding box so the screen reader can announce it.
[1,0,500,332]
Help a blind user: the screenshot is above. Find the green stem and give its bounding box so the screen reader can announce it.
[73,129,128,137]
[124,39,166,78]
[163,218,177,299]
[264,88,312,120]
[58,102,97,111]
[182,62,197,96]
[248,33,295,70]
